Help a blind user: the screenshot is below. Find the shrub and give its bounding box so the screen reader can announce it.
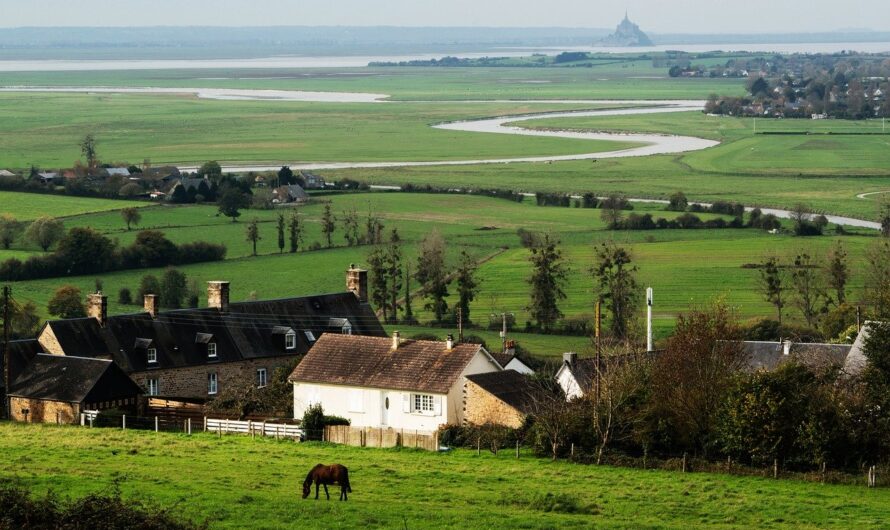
[300,404,351,440]
[118,287,133,305]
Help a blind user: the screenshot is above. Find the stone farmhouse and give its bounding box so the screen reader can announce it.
[289,332,513,432]
[463,370,541,429]
[33,267,384,401]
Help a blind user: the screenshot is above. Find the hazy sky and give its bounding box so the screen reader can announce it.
[2,0,889,33]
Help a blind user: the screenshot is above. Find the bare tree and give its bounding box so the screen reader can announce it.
[527,381,578,460]
[80,134,99,170]
[758,255,786,324]
[790,251,828,328]
[120,207,141,231]
[591,349,650,465]
[825,240,849,305]
[865,239,890,319]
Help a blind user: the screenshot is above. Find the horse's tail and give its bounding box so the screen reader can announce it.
[344,468,352,492]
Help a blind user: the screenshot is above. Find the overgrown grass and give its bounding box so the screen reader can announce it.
[0,423,885,529]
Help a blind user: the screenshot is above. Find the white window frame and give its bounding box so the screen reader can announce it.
[146,378,159,396]
[285,331,297,350]
[208,373,218,395]
[256,368,268,388]
[207,342,217,358]
[414,394,434,413]
[147,348,157,364]
[342,324,353,335]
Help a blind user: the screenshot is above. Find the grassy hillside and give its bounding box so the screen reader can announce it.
[0,191,144,220]
[0,423,884,529]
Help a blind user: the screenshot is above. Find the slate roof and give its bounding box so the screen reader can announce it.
[0,339,41,390]
[289,334,485,394]
[740,341,852,371]
[43,291,385,373]
[8,354,142,403]
[465,370,539,414]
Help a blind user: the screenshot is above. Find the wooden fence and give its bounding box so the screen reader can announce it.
[205,418,303,439]
[324,425,439,451]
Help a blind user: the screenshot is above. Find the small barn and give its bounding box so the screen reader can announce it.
[7,354,143,424]
[464,370,539,428]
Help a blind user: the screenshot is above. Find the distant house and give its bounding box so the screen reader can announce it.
[35,172,59,185]
[104,167,131,178]
[739,340,851,372]
[36,267,385,401]
[289,332,502,432]
[555,352,597,400]
[489,342,534,375]
[272,184,310,204]
[0,170,16,178]
[301,172,326,189]
[464,370,539,428]
[7,354,143,424]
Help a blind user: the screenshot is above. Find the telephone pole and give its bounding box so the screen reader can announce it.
[2,285,11,420]
[491,312,514,353]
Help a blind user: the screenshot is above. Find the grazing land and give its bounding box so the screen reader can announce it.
[0,423,885,529]
[0,191,144,220]
[4,192,875,342]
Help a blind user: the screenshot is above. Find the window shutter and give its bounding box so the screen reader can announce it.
[433,396,442,416]
[403,393,411,413]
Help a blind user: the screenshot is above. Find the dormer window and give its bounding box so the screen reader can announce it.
[207,343,217,358]
[285,331,297,350]
[147,348,157,364]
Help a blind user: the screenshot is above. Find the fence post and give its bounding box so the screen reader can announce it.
[155,416,159,433]
[203,416,207,432]
[122,415,126,430]
[56,411,60,425]
[477,437,481,456]
[226,419,230,435]
[188,418,192,435]
[80,413,85,427]
[773,459,778,479]
[571,443,574,459]
[821,462,826,484]
[89,416,94,428]
[682,452,687,473]
[516,440,520,459]
[262,421,266,438]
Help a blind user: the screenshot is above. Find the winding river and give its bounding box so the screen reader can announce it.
[0,86,882,229]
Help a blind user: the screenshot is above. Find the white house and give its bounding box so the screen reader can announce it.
[554,352,592,401]
[289,332,502,432]
[490,341,535,375]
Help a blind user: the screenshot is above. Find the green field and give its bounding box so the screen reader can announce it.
[0,191,144,220]
[3,192,876,347]
[0,423,885,529]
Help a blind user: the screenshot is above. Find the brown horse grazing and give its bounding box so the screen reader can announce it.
[302,464,352,501]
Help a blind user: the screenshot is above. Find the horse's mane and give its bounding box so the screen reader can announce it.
[304,464,324,485]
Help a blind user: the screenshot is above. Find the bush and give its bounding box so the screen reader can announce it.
[300,404,351,440]
[118,287,133,305]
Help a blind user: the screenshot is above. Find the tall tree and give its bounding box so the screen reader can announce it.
[80,134,99,170]
[879,199,890,238]
[246,218,261,256]
[277,165,294,186]
[321,204,336,247]
[288,211,302,253]
[25,216,65,251]
[865,239,890,319]
[0,215,21,250]
[340,208,360,247]
[403,263,415,324]
[385,228,403,323]
[455,250,480,325]
[198,161,223,181]
[218,187,249,222]
[47,285,86,319]
[367,244,389,322]
[790,251,828,329]
[526,234,568,332]
[416,230,449,322]
[0,290,40,339]
[276,213,285,254]
[591,242,639,340]
[825,240,849,305]
[159,267,188,309]
[120,207,141,231]
[365,210,384,245]
[600,194,625,229]
[758,255,786,325]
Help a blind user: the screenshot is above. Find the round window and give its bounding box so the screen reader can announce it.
[385,397,390,409]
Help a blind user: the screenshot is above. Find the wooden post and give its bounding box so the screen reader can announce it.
[203,416,207,432]
[516,440,520,459]
[570,443,574,459]
[821,462,826,484]
[226,419,230,435]
[56,411,60,425]
[682,452,687,473]
[122,415,126,430]
[477,437,481,456]
[415,430,418,449]
[155,416,159,432]
[262,421,266,438]
[773,459,778,479]
[188,418,192,435]
[80,413,84,426]
[89,416,94,428]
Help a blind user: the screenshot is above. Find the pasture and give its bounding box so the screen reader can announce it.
[3,192,877,344]
[0,190,144,220]
[0,423,885,529]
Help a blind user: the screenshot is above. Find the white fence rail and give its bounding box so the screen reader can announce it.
[205,418,303,439]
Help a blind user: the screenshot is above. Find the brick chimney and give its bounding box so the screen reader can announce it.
[207,281,230,312]
[87,292,108,326]
[446,334,454,350]
[346,265,368,303]
[563,352,577,365]
[144,294,159,318]
[392,330,400,350]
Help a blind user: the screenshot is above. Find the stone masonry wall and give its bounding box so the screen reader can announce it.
[463,380,525,429]
[132,356,296,400]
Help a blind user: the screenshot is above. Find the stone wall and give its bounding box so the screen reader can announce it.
[10,397,79,424]
[132,356,296,400]
[463,380,525,429]
[37,326,64,355]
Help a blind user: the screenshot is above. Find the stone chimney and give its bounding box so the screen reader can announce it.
[504,340,516,356]
[392,331,401,350]
[446,334,454,350]
[563,352,578,365]
[207,281,231,312]
[782,340,793,356]
[346,265,368,304]
[87,292,108,326]
[144,294,159,318]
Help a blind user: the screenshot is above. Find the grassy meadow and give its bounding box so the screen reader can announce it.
[2,191,878,348]
[0,423,886,529]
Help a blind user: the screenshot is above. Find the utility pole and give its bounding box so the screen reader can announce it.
[457,306,463,343]
[2,285,11,420]
[646,287,654,352]
[491,312,514,353]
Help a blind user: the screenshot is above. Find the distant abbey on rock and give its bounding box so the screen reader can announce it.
[596,13,654,47]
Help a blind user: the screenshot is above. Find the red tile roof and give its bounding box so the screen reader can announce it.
[289,334,484,394]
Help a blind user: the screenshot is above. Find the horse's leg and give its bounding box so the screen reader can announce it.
[341,485,347,501]
[315,482,319,500]
[323,483,330,500]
